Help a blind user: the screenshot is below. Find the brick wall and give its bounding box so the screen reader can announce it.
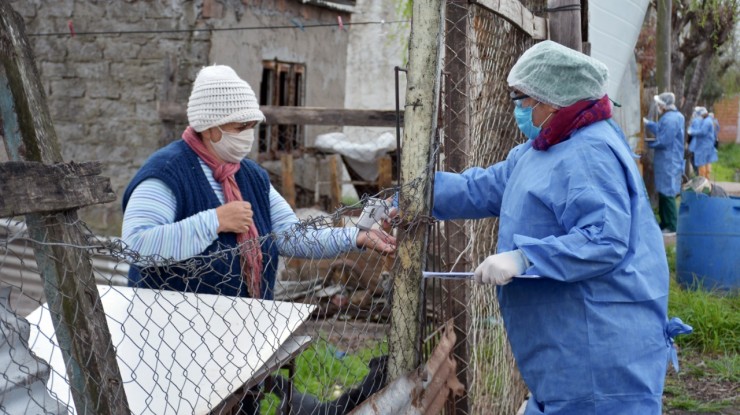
[713,95,740,144]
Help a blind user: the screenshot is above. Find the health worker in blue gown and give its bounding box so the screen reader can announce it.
[688,106,718,179]
[432,41,690,415]
[643,92,685,233]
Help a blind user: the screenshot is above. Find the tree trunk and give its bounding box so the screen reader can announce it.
[680,50,712,117]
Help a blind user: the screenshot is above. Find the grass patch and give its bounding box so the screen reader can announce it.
[667,277,740,354]
[664,350,739,413]
[665,241,740,412]
[713,143,740,182]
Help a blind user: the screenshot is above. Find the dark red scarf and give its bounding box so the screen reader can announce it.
[533,95,612,151]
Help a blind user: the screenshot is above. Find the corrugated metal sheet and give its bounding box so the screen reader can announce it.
[0,220,129,317]
[349,319,465,415]
[0,287,70,414]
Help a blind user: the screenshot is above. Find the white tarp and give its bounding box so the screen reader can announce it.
[314,131,396,181]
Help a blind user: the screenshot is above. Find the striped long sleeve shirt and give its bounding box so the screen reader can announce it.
[122,158,360,263]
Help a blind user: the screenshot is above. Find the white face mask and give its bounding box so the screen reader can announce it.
[212,127,255,163]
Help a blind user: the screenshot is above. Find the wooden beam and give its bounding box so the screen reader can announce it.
[377,156,393,190]
[546,0,582,51]
[472,0,548,40]
[158,103,403,127]
[388,0,443,382]
[0,3,129,413]
[0,161,116,217]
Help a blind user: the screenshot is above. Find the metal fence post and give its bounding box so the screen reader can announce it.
[443,1,471,412]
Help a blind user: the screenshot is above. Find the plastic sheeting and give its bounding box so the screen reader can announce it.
[314,131,396,181]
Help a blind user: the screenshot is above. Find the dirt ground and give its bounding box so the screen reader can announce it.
[663,352,739,415]
[295,319,739,414]
[294,319,389,354]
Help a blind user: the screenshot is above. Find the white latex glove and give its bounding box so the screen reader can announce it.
[474,250,530,285]
[642,117,649,125]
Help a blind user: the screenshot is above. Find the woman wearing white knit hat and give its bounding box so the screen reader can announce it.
[121,65,396,302]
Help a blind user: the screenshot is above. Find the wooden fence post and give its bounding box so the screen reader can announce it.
[0,3,129,414]
[388,0,444,381]
[281,154,296,209]
[547,0,583,51]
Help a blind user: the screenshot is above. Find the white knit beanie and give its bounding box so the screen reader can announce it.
[187,65,265,132]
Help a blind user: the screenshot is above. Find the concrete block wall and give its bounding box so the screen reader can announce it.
[10,0,210,235]
[713,95,740,144]
[8,0,352,236]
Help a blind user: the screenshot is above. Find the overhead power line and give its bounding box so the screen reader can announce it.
[28,19,409,38]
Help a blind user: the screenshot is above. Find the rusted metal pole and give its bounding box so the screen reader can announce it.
[443,0,471,413]
[388,0,444,381]
[0,2,129,413]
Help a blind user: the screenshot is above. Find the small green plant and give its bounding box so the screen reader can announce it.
[260,340,387,414]
[706,353,740,383]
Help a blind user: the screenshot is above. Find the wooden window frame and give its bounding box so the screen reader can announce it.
[258,60,305,161]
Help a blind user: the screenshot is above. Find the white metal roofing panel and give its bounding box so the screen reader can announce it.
[589,0,650,96]
[27,286,315,415]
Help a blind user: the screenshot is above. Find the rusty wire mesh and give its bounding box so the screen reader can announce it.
[0,183,413,414]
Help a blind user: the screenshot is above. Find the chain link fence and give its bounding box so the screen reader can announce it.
[0,1,550,414]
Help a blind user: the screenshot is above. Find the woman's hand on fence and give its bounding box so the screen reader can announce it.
[215,201,254,234]
[357,228,397,254]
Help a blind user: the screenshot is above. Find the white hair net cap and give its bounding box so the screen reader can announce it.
[696,106,708,116]
[654,92,676,108]
[507,40,609,107]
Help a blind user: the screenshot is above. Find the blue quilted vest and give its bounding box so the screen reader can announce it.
[122,140,279,299]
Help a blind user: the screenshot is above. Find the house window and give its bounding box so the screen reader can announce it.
[258,60,305,160]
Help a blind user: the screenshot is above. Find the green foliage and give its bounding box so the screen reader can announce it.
[260,340,387,414]
[667,273,740,354]
[713,143,740,182]
[396,0,412,19]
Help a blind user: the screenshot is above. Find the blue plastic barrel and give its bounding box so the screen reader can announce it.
[676,191,740,291]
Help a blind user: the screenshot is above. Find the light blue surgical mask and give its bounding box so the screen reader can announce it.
[514,102,541,140]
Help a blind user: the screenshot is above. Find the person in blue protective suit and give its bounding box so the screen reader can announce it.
[431,41,689,414]
[687,107,718,179]
[643,92,685,233]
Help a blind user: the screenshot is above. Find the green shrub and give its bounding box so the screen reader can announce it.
[668,277,740,354]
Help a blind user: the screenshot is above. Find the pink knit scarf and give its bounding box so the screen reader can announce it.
[182,127,264,298]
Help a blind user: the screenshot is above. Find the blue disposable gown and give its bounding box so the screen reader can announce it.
[689,117,718,166]
[645,110,685,196]
[433,120,670,414]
